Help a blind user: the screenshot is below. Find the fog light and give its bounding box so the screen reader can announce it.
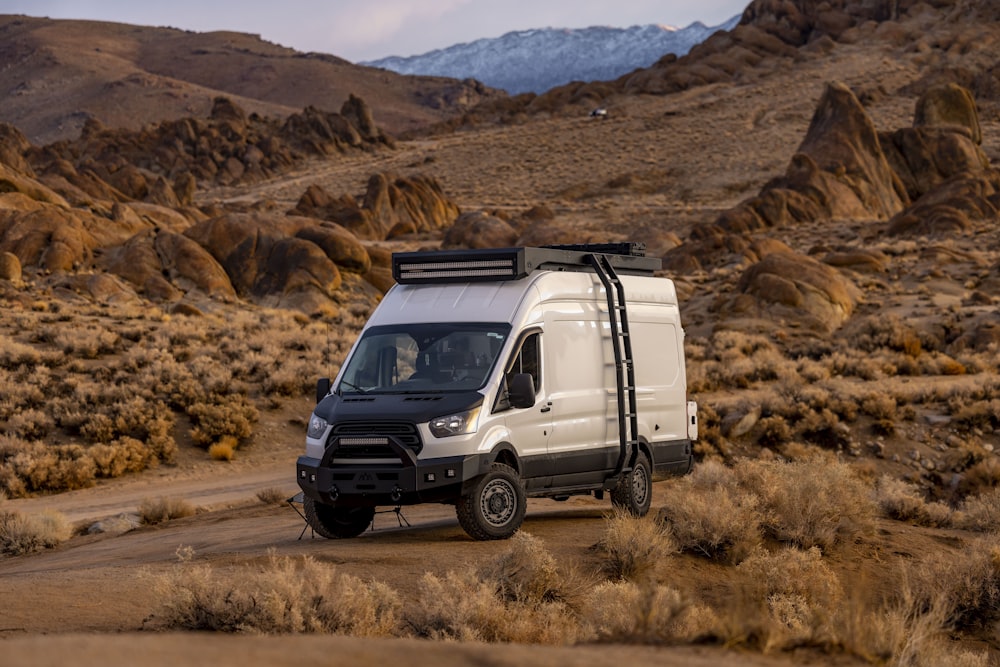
[310,474,316,483]
[445,469,456,478]
[300,470,306,479]
[425,473,436,483]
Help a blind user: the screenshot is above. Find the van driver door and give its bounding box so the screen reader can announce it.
[496,330,552,487]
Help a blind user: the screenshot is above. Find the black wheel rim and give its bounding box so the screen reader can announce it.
[632,464,649,507]
[480,478,516,527]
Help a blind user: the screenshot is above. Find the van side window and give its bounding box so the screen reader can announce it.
[507,332,541,392]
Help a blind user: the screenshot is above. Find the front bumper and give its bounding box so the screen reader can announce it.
[296,434,490,506]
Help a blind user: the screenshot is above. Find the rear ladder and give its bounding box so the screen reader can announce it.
[588,253,639,486]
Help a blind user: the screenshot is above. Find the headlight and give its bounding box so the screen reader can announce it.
[429,407,481,438]
[307,414,329,439]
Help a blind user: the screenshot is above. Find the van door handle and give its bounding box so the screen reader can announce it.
[540,402,552,413]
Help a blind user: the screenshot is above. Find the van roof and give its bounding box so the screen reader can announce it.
[392,244,661,285]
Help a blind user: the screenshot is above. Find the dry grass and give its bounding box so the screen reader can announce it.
[718,546,843,652]
[256,487,288,505]
[153,551,401,635]
[138,497,197,525]
[598,507,678,582]
[401,532,589,644]
[954,488,1000,532]
[875,475,954,528]
[0,301,361,495]
[659,458,875,560]
[0,508,73,556]
[658,460,763,562]
[581,580,710,644]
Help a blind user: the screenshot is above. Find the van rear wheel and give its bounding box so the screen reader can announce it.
[611,450,652,516]
[304,497,375,538]
[456,463,526,540]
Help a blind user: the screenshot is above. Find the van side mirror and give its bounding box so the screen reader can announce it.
[316,378,331,404]
[508,373,536,409]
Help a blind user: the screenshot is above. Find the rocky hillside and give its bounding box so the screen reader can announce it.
[0,14,504,144]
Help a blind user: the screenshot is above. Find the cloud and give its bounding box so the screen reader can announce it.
[326,0,472,60]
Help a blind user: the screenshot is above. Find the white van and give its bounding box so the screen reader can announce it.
[297,244,697,540]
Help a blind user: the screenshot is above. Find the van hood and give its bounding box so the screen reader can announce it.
[315,391,485,424]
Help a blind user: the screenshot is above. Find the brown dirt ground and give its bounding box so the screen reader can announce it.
[3,10,1000,666]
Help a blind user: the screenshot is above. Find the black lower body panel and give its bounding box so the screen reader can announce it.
[650,439,693,480]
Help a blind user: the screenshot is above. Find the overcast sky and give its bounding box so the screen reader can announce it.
[3,0,750,62]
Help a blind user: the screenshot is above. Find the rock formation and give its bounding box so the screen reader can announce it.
[291,173,460,240]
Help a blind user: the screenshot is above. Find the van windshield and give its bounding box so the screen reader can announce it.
[338,323,511,394]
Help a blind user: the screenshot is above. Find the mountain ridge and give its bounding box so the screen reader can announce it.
[363,17,741,95]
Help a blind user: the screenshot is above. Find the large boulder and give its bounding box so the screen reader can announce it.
[442,211,519,249]
[696,81,908,241]
[0,123,35,176]
[794,81,907,220]
[888,171,1000,236]
[881,84,989,200]
[728,250,861,332]
[292,174,460,241]
[914,82,982,144]
[184,212,346,311]
[0,196,140,273]
[0,250,21,283]
[100,229,236,301]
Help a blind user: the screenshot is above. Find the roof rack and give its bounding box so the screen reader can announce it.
[392,244,661,284]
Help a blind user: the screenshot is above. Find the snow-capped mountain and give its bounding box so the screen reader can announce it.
[362,16,741,95]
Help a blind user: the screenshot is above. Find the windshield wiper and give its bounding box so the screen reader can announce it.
[338,380,369,394]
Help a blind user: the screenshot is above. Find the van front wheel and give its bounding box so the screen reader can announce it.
[611,450,652,516]
[456,463,526,540]
[304,497,375,538]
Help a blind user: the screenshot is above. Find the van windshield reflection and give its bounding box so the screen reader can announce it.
[337,323,510,394]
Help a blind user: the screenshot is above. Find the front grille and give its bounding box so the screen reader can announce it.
[330,421,421,459]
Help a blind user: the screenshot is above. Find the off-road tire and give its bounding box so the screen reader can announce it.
[611,450,652,516]
[304,497,375,539]
[456,463,526,540]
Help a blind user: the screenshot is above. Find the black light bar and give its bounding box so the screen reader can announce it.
[393,249,528,283]
[392,245,662,285]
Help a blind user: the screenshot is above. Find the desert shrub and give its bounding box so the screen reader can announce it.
[0,335,61,369]
[756,415,792,448]
[208,437,236,462]
[736,459,876,550]
[188,396,258,448]
[4,443,97,493]
[908,533,1000,633]
[5,409,54,439]
[950,399,1000,433]
[477,531,585,605]
[45,325,121,358]
[261,358,315,397]
[256,487,288,505]
[0,508,73,555]
[154,552,401,635]
[722,546,843,652]
[598,508,677,582]
[658,460,762,562]
[875,475,953,527]
[405,532,587,644]
[581,580,709,643]
[406,569,583,644]
[89,438,155,478]
[139,497,197,525]
[847,314,928,357]
[954,488,1000,532]
[958,458,1000,497]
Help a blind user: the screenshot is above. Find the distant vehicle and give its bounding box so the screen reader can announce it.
[589,107,609,119]
[296,243,697,540]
